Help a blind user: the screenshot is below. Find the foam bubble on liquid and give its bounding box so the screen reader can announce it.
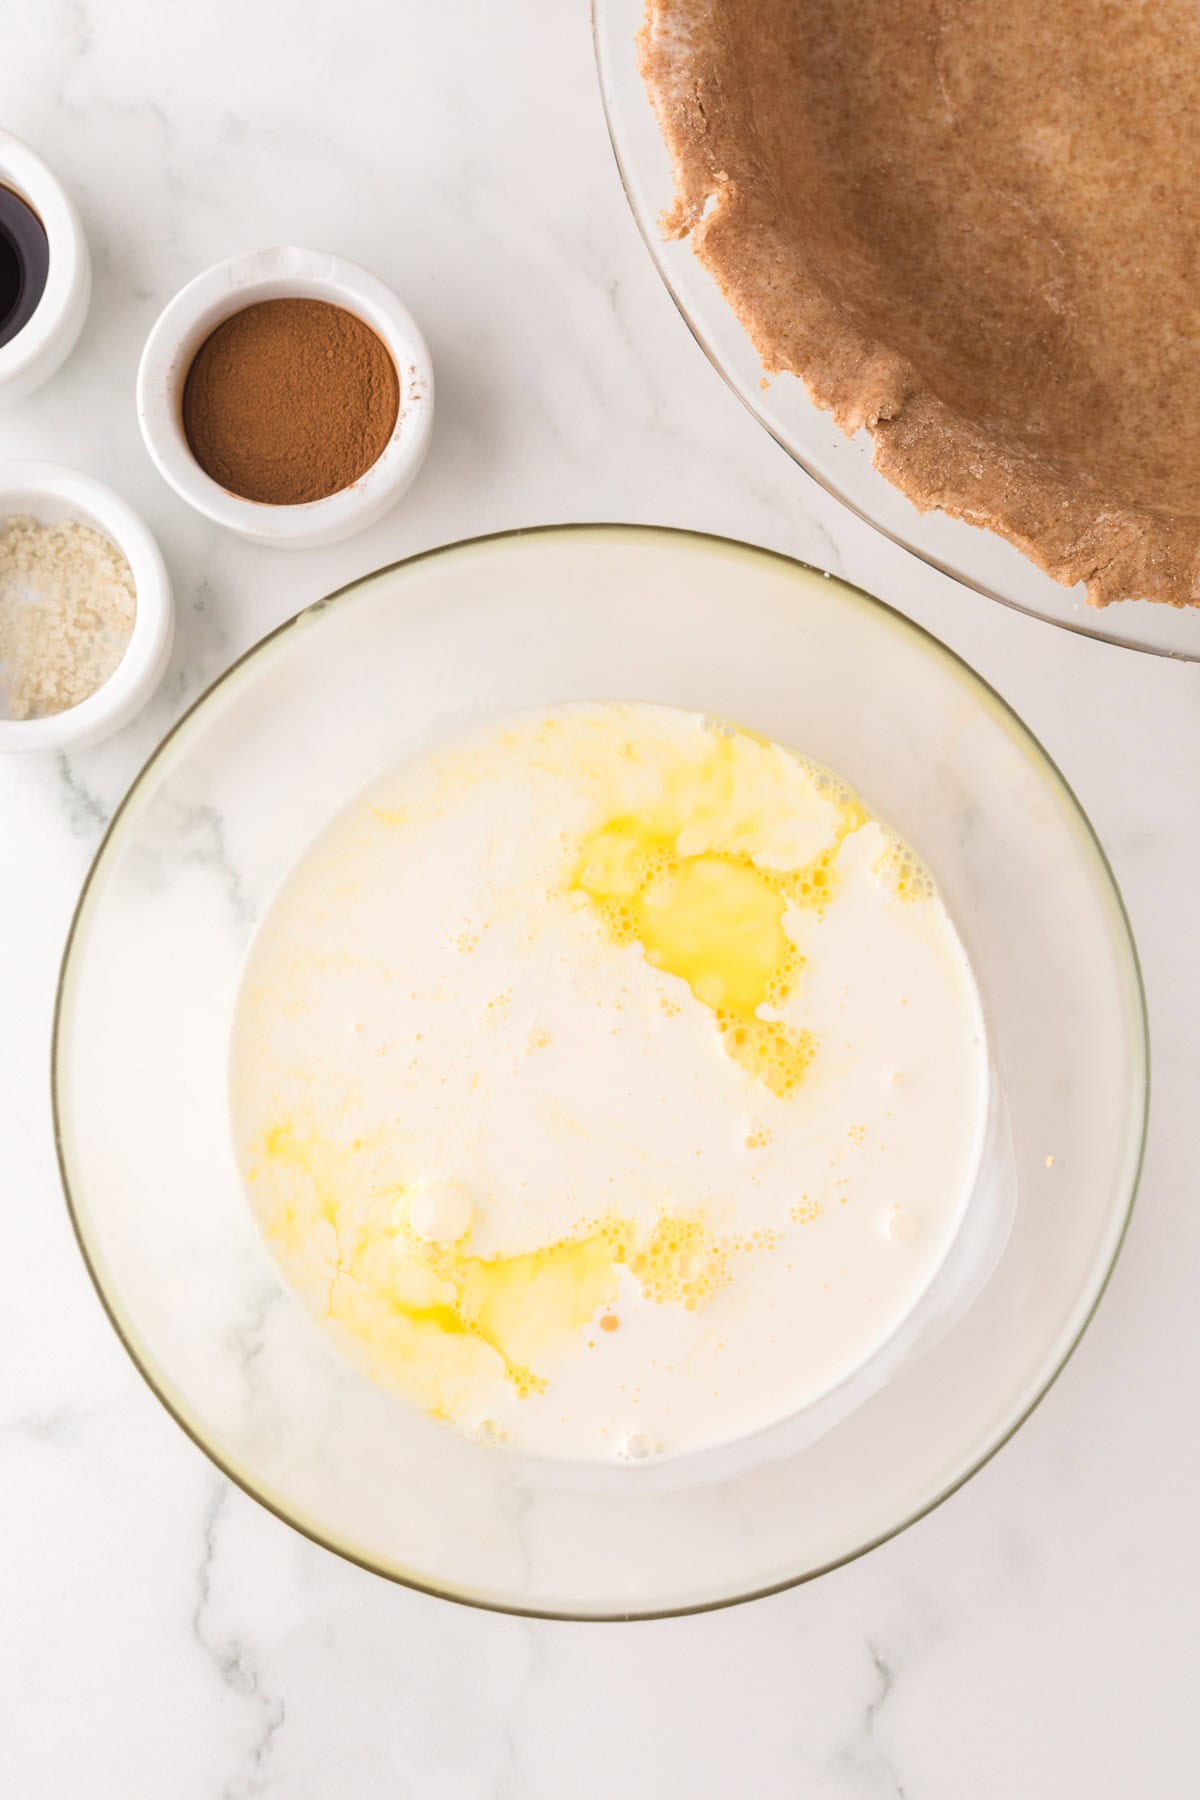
[473,1418,508,1445]
[616,1431,659,1462]
[409,1180,473,1244]
[700,713,734,739]
[885,1206,918,1243]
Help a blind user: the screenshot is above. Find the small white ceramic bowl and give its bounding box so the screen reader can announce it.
[136,246,434,548]
[0,130,91,407]
[0,461,173,754]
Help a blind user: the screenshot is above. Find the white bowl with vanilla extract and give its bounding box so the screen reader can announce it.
[0,129,91,407]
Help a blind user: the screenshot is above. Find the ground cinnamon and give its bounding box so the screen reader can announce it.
[182,298,400,506]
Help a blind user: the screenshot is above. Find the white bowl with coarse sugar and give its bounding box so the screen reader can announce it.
[0,462,173,753]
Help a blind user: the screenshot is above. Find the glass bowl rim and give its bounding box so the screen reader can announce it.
[51,522,1151,1620]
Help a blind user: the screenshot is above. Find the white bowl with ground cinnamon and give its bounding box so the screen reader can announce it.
[0,462,173,753]
[136,247,434,548]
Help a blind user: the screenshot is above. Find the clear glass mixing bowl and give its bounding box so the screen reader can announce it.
[54,526,1146,1617]
[593,0,1200,661]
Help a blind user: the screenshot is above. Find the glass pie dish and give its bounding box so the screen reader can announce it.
[593,0,1200,661]
[53,526,1147,1617]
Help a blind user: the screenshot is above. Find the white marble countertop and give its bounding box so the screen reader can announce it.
[1,3,1196,1793]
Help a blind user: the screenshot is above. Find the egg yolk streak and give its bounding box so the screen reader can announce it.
[571,732,866,1097]
[253,1121,739,1410]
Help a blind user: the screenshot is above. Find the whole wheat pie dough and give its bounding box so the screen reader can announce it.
[640,0,1200,607]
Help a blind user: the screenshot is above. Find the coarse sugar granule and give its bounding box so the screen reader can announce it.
[0,514,137,720]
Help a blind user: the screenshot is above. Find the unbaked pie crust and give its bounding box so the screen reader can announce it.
[640,0,1200,607]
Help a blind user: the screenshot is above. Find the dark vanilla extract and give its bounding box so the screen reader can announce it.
[0,185,49,350]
